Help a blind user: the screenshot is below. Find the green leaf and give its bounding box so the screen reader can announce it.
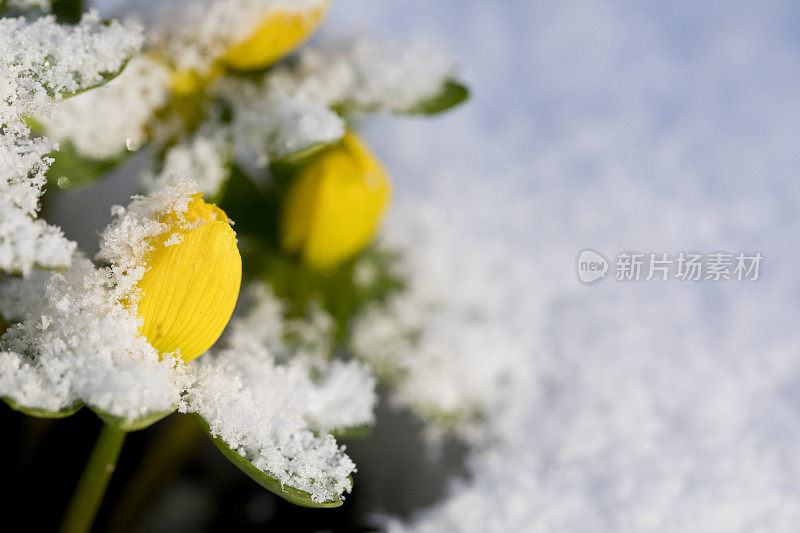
[0,0,15,15]
[271,142,329,166]
[91,406,176,432]
[1,263,70,277]
[50,0,85,24]
[46,141,130,190]
[218,165,282,244]
[404,79,470,115]
[58,56,130,100]
[330,425,372,440]
[2,0,87,23]
[3,396,83,419]
[334,79,469,116]
[191,413,345,508]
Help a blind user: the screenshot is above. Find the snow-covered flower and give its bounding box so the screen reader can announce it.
[38,14,465,197]
[280,130,392,269]
[134,194,241,361]
[150,0,330,75]
[0,3,467,524]
[0,178,374,505]
[220,0,330,71]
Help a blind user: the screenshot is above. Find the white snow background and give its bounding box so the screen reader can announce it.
[328,1,800,532]
[69,0,800,531]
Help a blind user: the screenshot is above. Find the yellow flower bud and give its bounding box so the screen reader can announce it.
[169,68,210,97]
[137,194,242,362]
[280,131,391,269]
[221,1,330,71]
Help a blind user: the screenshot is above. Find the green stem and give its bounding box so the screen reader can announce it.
[59,423,126,533]
[107,414,202,532]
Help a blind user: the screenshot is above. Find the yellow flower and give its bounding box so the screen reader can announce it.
[137,194,242,362]
[168,67,211,98]
[221,1,330,71]
[280,131,391,269]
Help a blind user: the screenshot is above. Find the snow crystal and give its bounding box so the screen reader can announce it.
[212,35,454,167]
[216,35,454,167]
[1,11,142,134]
[181,284,376,503]
[0,136,75,275]
[33,11,453,177]
[217,77,344,166]
[0,169,376,453]
[303,358,377,432]
[267,37,456,114]
[0,268,48,322]
[207,283,377,433]
[0,178,203,418]
[96,176,199,300]
[142,128,230,197]
[37,55,171,160]
[0,257,187,417]
[148,0,327,74]
[0,11,142,275]
[352,237,522,439]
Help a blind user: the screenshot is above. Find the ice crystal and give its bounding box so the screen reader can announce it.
[0,11,142,275]
[96,177,200,301]
[0,179,198,418]
[182,283,376,503]
[1,11,142,134]
[218,78,344,166]
[33,15,454,177]
[267,37,457,113]
[37,55,171,160]
[0,256,188,417]
[1,177,374,500]
[219,36,454,167]
[0,136,74,275]
[142,128,230,197]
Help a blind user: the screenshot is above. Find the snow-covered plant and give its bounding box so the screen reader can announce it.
[0,1,468,531]
[0,9,139,275]
[36,1,466,197]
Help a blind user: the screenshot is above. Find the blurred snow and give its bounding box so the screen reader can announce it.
[324,1,800,531]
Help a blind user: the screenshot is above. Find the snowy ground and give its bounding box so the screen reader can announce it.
[325,1,800,532]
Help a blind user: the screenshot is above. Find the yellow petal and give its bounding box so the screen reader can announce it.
[280,131,391,269]
[221,2,330,71]
[161,193,228,230]
[169,68,206,97]
[137,198,242,362]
